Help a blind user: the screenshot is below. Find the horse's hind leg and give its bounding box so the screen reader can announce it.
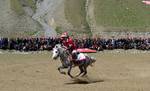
[58,66,66,75]
[75,66,84,77]
[67,66,74,78]
[81,66,87,77]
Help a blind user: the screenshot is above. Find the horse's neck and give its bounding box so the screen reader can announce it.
[59,49,69,62]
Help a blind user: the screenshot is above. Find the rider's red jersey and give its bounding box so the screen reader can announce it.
[62,37,76,50]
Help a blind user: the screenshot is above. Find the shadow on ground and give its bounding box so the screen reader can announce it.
[65,77,104,85]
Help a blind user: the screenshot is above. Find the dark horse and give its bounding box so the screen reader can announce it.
[52,44,96,78]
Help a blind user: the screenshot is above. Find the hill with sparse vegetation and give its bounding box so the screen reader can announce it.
[94,0,150,32]
[0,0,150,37]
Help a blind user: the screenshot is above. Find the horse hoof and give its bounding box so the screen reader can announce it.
[75,75,79,78]
[61,72,66,75]
[75,74,81,78]
[81,74,87,77]
[90,64,94,67]
[70,76,74,78]
[68,75,74,78]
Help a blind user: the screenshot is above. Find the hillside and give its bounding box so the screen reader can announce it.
[0,0,42,37]
[94,0,150,32]
[0,0,150,37]
[64,0,150,35]
[64,0,91,34]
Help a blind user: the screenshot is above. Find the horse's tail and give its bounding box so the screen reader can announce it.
[85,56,96,67]
[91,57,96,63]
[90,57,96,67]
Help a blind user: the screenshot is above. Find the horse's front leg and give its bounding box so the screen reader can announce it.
[58,66,67,75]
[75,66,84,77]
[67,66,74,78]
[81,66,87,77]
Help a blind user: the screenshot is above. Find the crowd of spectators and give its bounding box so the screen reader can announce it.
[0,37,149,51]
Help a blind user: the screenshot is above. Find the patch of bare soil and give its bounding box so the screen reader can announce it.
[0,51,150,91]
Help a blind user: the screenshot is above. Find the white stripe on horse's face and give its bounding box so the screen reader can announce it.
[52,48,59,59]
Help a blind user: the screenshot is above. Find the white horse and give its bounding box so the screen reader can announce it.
[52,44,96,78]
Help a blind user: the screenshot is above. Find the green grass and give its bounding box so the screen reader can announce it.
[10,0,36,15]
[64,0,89,29]
[10,0,24,15]
[24,31,38,36]
[64,0,92,36]
[26,0,36,12]
[94,0,150,31]
[55,26,63,34]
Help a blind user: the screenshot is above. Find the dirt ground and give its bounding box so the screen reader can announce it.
[0,50,150,91]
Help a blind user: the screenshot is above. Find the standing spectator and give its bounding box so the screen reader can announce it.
[0,37,2,49]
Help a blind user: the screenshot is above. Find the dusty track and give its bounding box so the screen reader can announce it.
[0,51,150,91]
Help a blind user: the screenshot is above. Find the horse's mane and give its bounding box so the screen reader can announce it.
[55,44,70,62]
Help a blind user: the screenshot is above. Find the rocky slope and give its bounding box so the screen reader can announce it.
[0,0,77,37]
[0,0,43,37]
[1,0,149,37]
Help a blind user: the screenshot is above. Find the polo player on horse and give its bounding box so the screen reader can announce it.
[52,44,96,78]
[60,32,76,53]
[60,32,88,65]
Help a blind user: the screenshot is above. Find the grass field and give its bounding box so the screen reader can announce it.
[26,0,36,12]
[94,0,150,31]
[10,0,36,15]
[64,0,150,32]
[9,0,150,36]
[0,50,150,91]
[10,0,25,15]
[64,0,91,34]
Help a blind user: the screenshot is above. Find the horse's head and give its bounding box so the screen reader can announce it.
[52,47,59,60]
[52,44,62,60]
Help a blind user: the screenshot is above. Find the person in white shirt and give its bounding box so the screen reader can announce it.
[71,50,86,64]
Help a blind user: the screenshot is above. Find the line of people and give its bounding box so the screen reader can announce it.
[0,35,150,51]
